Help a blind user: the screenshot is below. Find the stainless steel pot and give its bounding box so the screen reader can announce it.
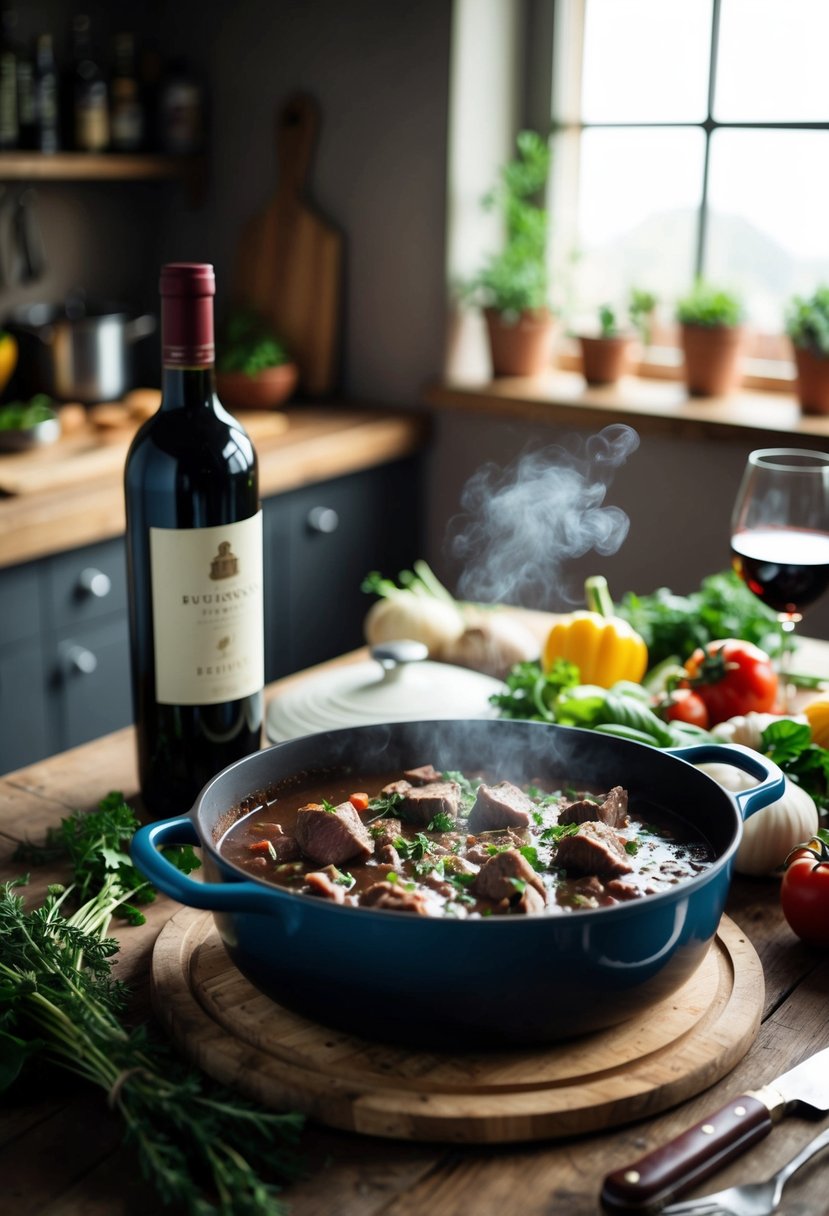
[7,301,156,402]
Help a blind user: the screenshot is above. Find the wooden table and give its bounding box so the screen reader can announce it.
[2,656,828,1216]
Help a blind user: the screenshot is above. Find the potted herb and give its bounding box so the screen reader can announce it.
[577,289,658,387]
[463,130,555,377]
[216,311,298,410]
[785,286,829,415]
[676,281,745,397]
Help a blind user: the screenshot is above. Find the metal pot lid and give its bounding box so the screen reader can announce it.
[266,639,503,742]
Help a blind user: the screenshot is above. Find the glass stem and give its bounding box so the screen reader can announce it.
[778,614,800,713]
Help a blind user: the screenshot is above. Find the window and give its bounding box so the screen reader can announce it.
[549,0,829,372]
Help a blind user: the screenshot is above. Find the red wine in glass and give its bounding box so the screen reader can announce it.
[731,448,829,707]
[731,527,829,617]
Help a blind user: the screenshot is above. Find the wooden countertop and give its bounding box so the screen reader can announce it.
[425,372,829,447]
[0,405,429,570]
[2,651,828,1216]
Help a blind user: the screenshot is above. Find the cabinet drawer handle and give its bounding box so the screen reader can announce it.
[78,567,112,599]
[60,642,98,675]
[306,506,339,534]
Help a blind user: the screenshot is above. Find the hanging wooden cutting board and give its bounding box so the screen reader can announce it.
[233,94,343,398]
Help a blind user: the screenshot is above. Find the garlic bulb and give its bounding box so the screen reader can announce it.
[695,760,819,877]
[711,712,807,750]
[437,610,539,679]
[363,594,465,654]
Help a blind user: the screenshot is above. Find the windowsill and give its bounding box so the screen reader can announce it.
[423,367,829,445]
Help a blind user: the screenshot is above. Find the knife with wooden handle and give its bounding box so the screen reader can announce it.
[600,1044,829,1213]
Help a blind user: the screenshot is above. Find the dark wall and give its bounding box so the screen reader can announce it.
[0,0,454,402]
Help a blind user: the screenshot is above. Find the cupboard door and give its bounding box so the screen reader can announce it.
[50,618,133,752]
[0,642,49,773]
[45,537,127,632]
[283,459,421,675]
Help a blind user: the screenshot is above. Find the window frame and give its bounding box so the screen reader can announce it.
[543,0,829,386]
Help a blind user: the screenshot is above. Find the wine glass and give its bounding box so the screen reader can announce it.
[731,447,829,705]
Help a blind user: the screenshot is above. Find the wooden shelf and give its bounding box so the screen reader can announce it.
[424,372,829,448]
[0,152,207,204]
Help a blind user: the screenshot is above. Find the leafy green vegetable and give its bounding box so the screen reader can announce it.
[616,570,790,667]
[491,663,705,748]
[761,719,829,817]
[0,394,55,430]
[427,811,455,832]
[217,311,289,375]
[14,790,199,924]
[3,794,304,1214]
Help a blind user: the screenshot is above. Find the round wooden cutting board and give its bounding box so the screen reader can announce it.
[151,908,763,1144]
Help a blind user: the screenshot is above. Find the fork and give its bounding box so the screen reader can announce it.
[661,1125,829,1216]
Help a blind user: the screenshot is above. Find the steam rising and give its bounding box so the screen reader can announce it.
[448,424,640,608]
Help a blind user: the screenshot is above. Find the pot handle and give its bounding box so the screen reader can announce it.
[124,314,157,343]
[131,815,280,913]
[666,742,786,819]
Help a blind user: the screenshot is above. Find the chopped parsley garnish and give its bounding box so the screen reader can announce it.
[427,811,455,832]
[441,769,481,812]
[393,833,432,863]
[320,799,337,814]
[365,792,403,821]
[539,823,580,844]
[624,839,640,856]
[332,868,355,887]
[519,845,541,871]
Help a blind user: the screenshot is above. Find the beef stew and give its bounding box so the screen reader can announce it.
[220,763,714,917]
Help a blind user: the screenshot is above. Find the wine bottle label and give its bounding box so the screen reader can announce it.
[149,512,264,706]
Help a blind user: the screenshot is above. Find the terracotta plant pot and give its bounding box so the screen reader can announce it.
[483,308,555,377]
[680,324,744,397]
[792,345,829,415]
[578,335,636,387]
[215,363,299,411]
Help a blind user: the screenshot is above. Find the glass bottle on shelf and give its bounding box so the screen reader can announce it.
[34,33,58,153]
[16,32,35,150]
[71,13,108,152]
[110,31,143,152]
[0,7,19,150]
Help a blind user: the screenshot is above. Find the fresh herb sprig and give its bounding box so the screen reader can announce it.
[761,719,829,819]
[2,793,305,1214]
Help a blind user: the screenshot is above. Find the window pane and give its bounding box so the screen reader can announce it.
[557,127,704,323]
[706,129,829,331]
[581,0,712,123]
[716,0,829,121]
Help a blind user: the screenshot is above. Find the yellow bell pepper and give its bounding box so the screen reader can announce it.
[542,575,648,688]
[0,331,17,394]
[803,698,829,749]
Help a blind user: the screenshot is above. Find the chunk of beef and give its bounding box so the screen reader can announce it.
[376,842,403,870]
[465,828,530,866]
[397,781,461,826]
[558,786,629,829]
[381,779,412,798]
[370,817,403,849]
[605,877,642,901]
[555,821,633,880]
[246,821,302,862]
[305,866,348,904]
[515,883,546,914]
[403,764,442,785]
[359,881,438,916]
[467,781,535,834]
[473,848,546,908]
[295,802,374,866]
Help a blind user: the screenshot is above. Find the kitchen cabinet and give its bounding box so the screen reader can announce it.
[0,455,422,773]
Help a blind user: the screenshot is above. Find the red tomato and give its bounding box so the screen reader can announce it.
[780,837,829,947]
[660,689,710,729]
[684,639,778,726]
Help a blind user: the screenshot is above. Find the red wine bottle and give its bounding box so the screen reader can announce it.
[125,263,264,818]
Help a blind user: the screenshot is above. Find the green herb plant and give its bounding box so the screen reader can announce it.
[785,286,829,356]
[0,394,55,431]
[462,130,552,318]
[217,311,290,376]
[676,280,744,329]
[2,792,304,1215]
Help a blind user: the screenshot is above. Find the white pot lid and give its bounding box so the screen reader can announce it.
[266,640,503,742]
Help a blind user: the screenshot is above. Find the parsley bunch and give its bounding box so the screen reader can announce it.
[3,793,304,1215]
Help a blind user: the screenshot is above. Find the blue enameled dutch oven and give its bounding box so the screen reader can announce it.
[131,719,784,1048]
